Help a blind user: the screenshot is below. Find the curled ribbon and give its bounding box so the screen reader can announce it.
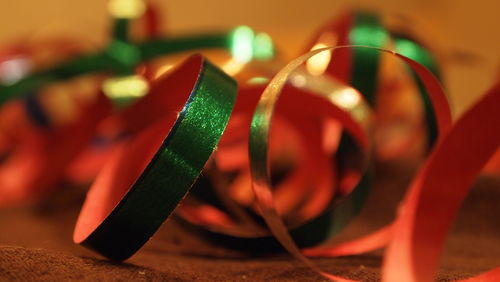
[73,54,237,260]
[0,4,498,282]
[247,45,451,281]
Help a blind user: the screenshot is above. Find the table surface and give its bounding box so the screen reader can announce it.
[1,161,499,281]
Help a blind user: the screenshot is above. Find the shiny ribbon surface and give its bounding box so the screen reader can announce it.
[0,3,498,282]
[73,55,237,260]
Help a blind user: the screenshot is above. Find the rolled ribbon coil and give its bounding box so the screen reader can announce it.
[73,54,237,260]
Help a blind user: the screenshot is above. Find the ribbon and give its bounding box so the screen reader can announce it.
[1,3,498,282]
[247,45,451,281]
[0,5,273,204]
[0,26,272,105]
[383,82,500,282]
[73,54,237,260]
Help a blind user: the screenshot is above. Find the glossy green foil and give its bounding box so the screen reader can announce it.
[79,57,237,260]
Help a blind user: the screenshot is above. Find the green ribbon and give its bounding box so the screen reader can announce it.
[350,12,389,105]
[394,36,441,148]
[0,32,231,104]
[350,12,442,148]
[77,56,237,260]
[0,24,273,105]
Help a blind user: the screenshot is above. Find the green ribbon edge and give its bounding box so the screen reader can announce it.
[394,35,441,148]
[350,12,389,105]
[351,12,441,148]
[80,57,237,260]
[0,32,230,104]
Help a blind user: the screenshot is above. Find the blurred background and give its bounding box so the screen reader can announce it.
[0,0,499,115]
[0,2,499,280]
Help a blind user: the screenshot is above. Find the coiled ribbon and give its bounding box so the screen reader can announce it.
[0,3,498,282]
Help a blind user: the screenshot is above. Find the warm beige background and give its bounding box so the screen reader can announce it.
[0,0,498,115]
